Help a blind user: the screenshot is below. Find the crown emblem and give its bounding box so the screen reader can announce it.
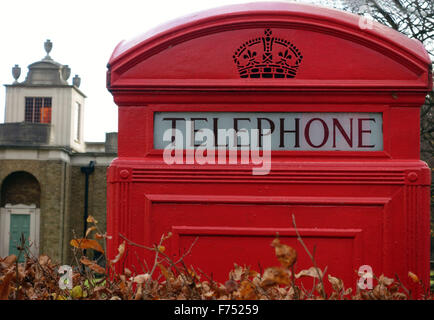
[233,29,303,79]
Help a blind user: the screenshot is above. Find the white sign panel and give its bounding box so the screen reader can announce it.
[154,112,383,151]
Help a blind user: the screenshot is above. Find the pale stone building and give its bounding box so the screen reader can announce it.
[0,40,116,264]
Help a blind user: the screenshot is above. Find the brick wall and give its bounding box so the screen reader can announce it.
[0,159,109,264]
[67,165,108,264]
[1,171,41,207]
[0,160,67,261]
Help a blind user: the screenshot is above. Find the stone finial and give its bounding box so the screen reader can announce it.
[44,39,53,60]
[73,74,81,87]
[12,64,21,83]
[62,65,71,81]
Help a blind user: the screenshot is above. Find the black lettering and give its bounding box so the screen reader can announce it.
[162,118,185,142]
[333,118,353,148]
[280,118,300,148]
[257,118,275,148]
[233,118,251,148]
[213,118,228,147]
[305,118,329,148]
[191,118,208,147]
[358,118,376,148]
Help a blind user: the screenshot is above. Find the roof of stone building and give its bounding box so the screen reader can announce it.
[22,40,70,86]
[9,40,83,95]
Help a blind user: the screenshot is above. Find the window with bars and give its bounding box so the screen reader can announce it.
[25,97,52,123]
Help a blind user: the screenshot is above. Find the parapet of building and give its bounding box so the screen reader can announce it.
[0,123,51,146]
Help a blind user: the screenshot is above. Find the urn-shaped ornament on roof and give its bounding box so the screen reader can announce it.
[12,64,21,83]
[73,74,81,87]
[44,39,53,60]
[62,65,71,81]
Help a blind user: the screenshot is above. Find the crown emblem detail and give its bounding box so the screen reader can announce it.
[233,29,303,79]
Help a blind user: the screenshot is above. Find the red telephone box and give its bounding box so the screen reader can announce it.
[106,3,432,291]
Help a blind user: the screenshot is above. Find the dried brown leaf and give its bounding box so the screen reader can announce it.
[133,274,151,284]
[96,233,112,240]
[388,282,400,294]
[224,279,238,293]
[229,263,244,281]
[295,267,323,279]
[80,256,105,274]
[315,283,326,298]
[38,255,51,266]
[16,265,25,282]
[328,274,343,292]
[1,255,17,269]
[158,264,174,281]
[0,270,14,300]
[124,268,132,278]
[110,241,125,265]
[408,271,419,283]
[202,290,215,299]
[249,269,259,279]
[87,215,98,224]
[392,292,408,300]
[378,274,394,286]
[163,232,173,241]
[70,238,104,253]
[237,280,257,300]
[187,267,200,282]
[135,285,143,300]
[94,285,108,292]
[343,287,352,296]
[201,281,211,293]
[85,226,97,238]
[373,284,389,300]
[329,292,339,300]
[261,267,291,287]
[271,238,297,269]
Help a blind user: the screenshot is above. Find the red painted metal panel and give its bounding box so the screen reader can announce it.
[106,2,432,294]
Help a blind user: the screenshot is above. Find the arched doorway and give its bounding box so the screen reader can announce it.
[0,171,41,261]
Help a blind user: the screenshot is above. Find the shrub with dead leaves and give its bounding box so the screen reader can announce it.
[0,215,432,300]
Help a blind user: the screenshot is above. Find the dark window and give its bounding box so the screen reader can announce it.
[25,97,52,123]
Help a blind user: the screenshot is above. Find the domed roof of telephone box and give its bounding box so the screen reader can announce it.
[107,2,431,94]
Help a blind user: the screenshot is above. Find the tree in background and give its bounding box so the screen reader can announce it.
[341,0,433,163]
[298,0,433,161]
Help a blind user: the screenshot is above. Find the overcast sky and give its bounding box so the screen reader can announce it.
[0,0,341,142]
